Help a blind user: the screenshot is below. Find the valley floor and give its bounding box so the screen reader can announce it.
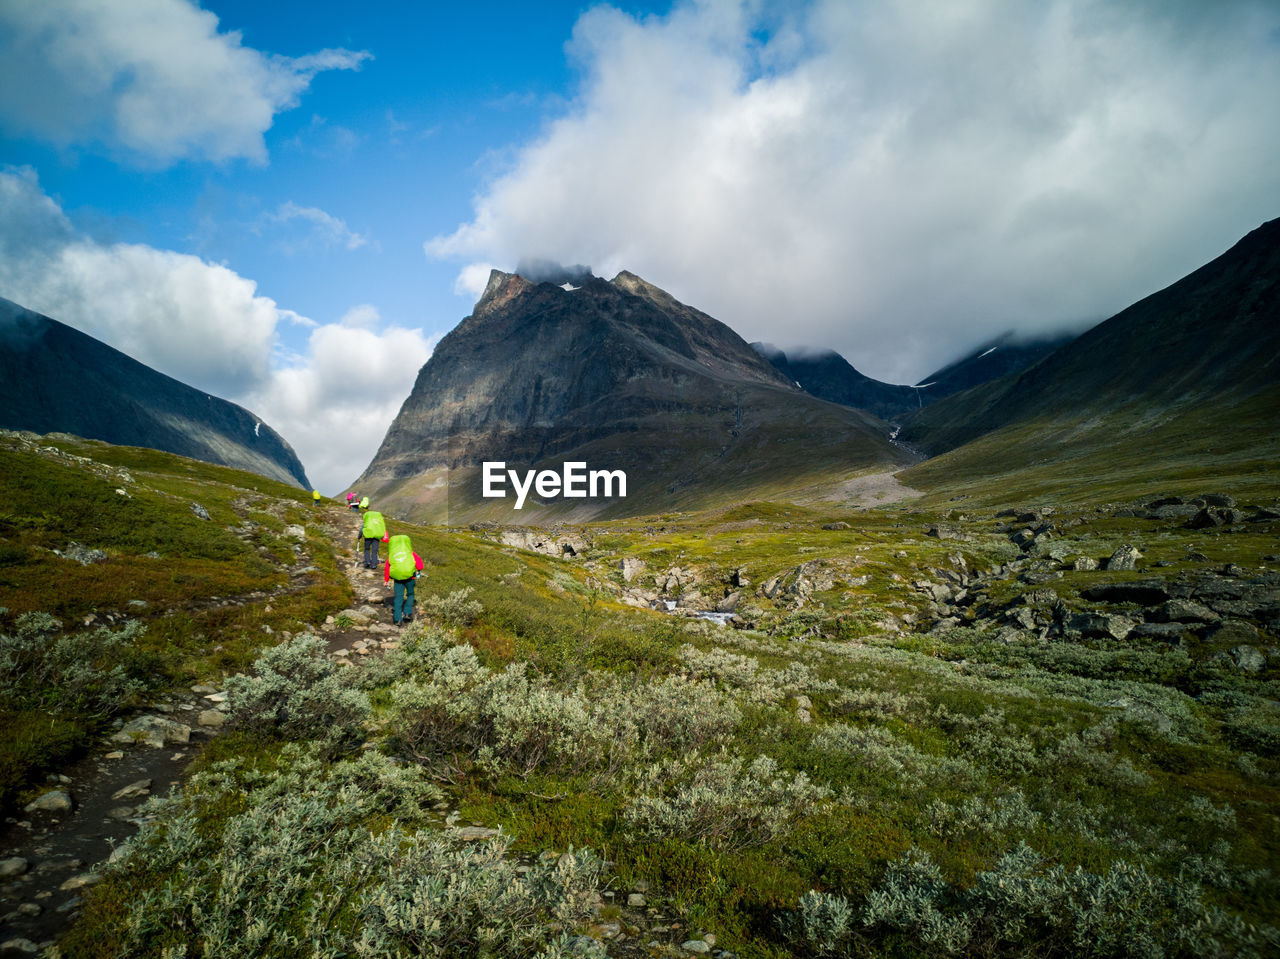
[1,431,1278,958]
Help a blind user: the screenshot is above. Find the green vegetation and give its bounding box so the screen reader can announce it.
[5,429,1276,956]
[0,431,353,814]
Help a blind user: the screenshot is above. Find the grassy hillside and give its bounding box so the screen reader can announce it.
[0,429,352,814]
[28,428,1277,958]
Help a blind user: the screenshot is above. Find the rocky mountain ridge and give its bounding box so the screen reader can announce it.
[356,269,913,522]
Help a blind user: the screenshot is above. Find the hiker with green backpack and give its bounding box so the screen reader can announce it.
[360,508,387,569]
[383,533,424,625]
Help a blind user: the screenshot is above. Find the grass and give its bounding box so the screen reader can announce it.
[6,426,1277,957]
[0,431,352,815]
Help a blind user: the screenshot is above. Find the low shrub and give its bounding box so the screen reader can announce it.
[85,745,603,958]
[226,633,370,756]
[623,752,831,852]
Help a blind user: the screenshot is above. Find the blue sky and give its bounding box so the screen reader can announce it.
[2,0,1278,492]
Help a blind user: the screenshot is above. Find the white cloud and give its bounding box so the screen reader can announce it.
[261,201,370,253]
[0,0,370,165]
[429,0,1280,383]
[0,167,433,493]
[245,316,437,495]
[451,262,498,299]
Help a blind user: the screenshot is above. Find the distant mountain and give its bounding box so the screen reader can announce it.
[913,330,1077,398]
[0,297,310,488]
[356,270,913,522]
[899,218,1280,468]
[752,331,1075,421]
[750,343,922,420]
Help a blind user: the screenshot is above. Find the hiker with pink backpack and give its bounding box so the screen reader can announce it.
[383,533,424,625]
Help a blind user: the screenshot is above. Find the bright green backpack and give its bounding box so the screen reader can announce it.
[388,534,415,579]
[362,511,386,540]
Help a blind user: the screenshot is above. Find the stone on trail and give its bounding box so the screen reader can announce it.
[24,790,73,814]
[0,857,29,879]
[113,715,191,748]
[197,709,227,728]
[111,779,152,801]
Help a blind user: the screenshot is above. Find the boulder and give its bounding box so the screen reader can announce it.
[619,557,646,582]
[113,715,192,748]
[24,790,73,814]
[1150,599,1219,623]
[1072,556,1099,571]
[1067,613,1136,640]
[1230,645,1266,672]
[0,857,29,879]
[1188,507,1245,529]
[1104,545,1142,570]
[190,502,211,521]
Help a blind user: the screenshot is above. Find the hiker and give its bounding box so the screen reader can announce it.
[361,508,387,569]
[347,492,359,510]
[359,495,370,511]
[312,489,321,507]
[384,533,424,625]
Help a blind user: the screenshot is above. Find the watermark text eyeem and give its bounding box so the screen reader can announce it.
[482,461,627,510]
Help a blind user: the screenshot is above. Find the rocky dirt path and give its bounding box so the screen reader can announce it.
[0,504,365,955]
[2,506,736,957]
[312,505,405,662]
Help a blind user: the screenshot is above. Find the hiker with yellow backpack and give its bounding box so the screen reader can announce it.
[360,508,388,569]
[384,533,424,625]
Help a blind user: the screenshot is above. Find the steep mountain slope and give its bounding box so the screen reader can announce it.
[899,217,1280,496]
[0,297,310,488]
[913,330,1077,398]
[752,331,1075,421]
[356,270,913,522]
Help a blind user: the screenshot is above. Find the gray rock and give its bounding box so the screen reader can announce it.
[1204,620,1261,646]
[927,524,968,540]
[715,591,741,613]
[682,941,712,954]
[0,939,39,955]
[1188,507,1244,529]
[24,790,72,814]
[56,543,108,565]
[284,524,306,539]
[1151,600,1219,623]
[113,715,192,748]
[1067,613,1136,640]
[628,893,646,907]
[190,502,211,521]
[1104,545,1142,570]
[1130,623,1190,644]
[454,826,501,841]
[0,857,29,879]
[823,521,851,530]
[197,709,227,728]
[111,779,152,801]
[1230,645,1266,672]
[619,557,646,582]
[1072,556,1100,571]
